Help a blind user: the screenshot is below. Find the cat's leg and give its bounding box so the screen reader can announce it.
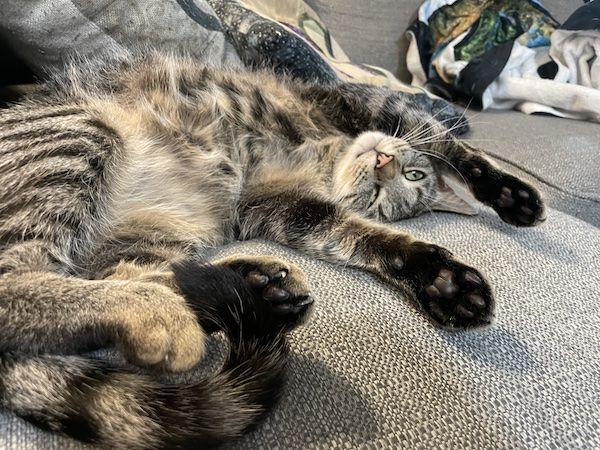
[0,247,310,373]
[238,175,494,329]
[94,215,314,334]
[296,82,470,137]
[0,233,211,371]
[0,256,297,449]
[0,269,204,372]
[106,254,314,333]
[428,138,546,226]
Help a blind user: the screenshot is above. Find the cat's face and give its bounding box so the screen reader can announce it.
[332,132,473,221]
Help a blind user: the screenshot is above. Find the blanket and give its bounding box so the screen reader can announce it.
[0,0,465,127]
[406,0,600,123]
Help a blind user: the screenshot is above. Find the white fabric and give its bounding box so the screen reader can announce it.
[406,30,428,87]
[482,35,600,122]
[551,29,600,89]
[432,30,469,85]
[418,0,459,23]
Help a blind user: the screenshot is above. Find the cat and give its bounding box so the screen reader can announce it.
[0,51,545,449]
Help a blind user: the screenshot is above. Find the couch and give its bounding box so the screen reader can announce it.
[1,0,598,449]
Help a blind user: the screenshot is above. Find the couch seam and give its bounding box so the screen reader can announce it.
[485,152,600,204]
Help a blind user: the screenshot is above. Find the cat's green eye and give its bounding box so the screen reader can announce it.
[404,170,426,181]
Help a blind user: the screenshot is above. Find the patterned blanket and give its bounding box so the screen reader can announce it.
[406,0,600,123]
[0,0,465,125]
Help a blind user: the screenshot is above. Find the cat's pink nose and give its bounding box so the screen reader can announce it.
[376,152,394,169]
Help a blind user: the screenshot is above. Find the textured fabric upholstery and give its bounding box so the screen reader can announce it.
[2,207,599,449]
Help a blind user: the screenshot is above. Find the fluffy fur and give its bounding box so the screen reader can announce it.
[0,52,545,448]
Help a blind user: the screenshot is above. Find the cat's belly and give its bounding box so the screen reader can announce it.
[113,189,234,247]
[110,148,240,246]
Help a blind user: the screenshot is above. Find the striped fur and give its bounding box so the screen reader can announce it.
[0,51,545,448]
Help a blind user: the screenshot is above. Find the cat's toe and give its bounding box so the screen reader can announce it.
[419,265,494,329]
[245,270,270,288]
[222,256,314,330]
[465,161,546,227]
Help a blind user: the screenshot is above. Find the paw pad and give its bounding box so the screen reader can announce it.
[419,265,494,329]
[473,170,546,226]
[230,258,314,328]
[471,167,483,177]
[497,187,515,208]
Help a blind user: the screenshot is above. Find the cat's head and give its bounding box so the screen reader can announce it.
[332,132,476,221]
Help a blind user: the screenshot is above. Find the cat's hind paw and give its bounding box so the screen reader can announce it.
[219,255,314,330]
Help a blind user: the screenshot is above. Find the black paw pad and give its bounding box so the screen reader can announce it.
[242,266,314,321]
[263,285,291,302]
[467,164,546,227]
[470,167,483,178]
[419,265,494,329]
[246,271,269,288]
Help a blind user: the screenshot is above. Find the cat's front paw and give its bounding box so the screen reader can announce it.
[465,161,546,226]
[220,256,314,330]
[390,242,494,329]
[419,263,494,329]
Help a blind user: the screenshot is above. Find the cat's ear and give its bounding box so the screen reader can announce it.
[432,176,478,216]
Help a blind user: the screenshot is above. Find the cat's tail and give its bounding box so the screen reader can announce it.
[0,265,292,449]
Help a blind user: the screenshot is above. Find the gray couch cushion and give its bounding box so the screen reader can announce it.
[229,208,600,449]
[2,207,599,449]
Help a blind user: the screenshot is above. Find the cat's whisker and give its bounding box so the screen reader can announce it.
[410,107,493,144]
[408,121,465,147]
[392,116,402,139]
[408,124,497,146]
[418,199,436,216]
[411,148,470,187]
[402,99,480,143]
[404,114,484,145]
[419,191,440,203]
[401,110,459,142]
[400,103,454,141]
[413,138,496,147]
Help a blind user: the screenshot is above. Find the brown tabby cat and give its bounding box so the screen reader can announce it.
[0,52,545,449]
